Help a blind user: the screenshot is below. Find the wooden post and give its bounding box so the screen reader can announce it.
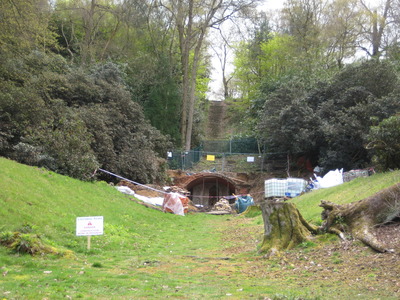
[87,235,91,250]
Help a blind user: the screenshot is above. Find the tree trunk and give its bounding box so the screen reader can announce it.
[259,183,400,255]
[319,183,400,253]
[259,201,318,257]
[82,0,96,65]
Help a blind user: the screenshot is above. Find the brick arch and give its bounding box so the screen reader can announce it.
[182,173,238,209]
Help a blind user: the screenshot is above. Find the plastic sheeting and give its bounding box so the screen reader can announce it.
[116,186,164,206]
[314,168,343,189]
[162,193,186,216]
[235,195,254,213]
[116,186,136,196]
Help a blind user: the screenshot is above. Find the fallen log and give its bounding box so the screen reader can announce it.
[319,183,400,253]
[259,183,400,255]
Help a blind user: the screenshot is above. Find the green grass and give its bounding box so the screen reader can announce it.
[1,157,400,299]
[290,170,400,223]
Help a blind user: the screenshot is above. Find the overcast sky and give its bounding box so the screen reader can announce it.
[207,0,383,101]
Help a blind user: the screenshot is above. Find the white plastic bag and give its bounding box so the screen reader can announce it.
[314,169,343,189]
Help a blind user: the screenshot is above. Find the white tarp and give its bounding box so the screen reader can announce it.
[314,168,343,189]
[116,186,135,195]
[116,186,164,206]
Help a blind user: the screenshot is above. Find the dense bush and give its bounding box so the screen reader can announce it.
[258,60,400,172]
[367,115,400,171]
[0,52,170,182]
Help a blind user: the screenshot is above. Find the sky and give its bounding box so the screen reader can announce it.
[207,0,382,101]
[207,0,286,101]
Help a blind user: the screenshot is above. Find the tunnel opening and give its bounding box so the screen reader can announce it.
[185,175,236,210]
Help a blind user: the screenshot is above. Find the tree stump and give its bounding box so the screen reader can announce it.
[259,183,400,255]
[259,201,318,256]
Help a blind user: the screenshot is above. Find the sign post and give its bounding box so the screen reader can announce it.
[76,216,104,250]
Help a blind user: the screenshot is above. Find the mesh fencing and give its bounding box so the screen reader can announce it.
[167,138,287,172]
[167,151,269,172]
[201,137,261,154]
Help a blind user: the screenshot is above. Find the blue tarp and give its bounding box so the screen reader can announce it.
[235,195,254,213]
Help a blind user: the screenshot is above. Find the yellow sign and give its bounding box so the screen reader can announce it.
[206,155,215,161]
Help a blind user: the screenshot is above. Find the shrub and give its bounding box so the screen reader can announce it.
[367,115,400,171]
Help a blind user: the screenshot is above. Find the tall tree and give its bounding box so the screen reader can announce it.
[358,0,395,58]
[324,0,361,68]
[54,0,124,64]
[209,28,234,100]
[158,0,261,150]
[0,0,57,56]
[280,0,328,72]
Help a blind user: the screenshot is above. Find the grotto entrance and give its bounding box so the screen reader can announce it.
[184,174,238,210]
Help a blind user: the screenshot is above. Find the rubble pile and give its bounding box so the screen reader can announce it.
[164,186,191,196]
[212,198,233,213]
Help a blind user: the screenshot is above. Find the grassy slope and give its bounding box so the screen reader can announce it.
[291,170,400,223]
[1,157,400,299]
[0,157,230,299]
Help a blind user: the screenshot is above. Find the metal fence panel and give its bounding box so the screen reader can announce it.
[202,138,260,154]
[167,150,267,172]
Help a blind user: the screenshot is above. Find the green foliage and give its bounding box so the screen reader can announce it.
[125,55,182,144]
[10,233,45,255]
[0,231,15,246]
[92,262,103,268]
[367,115,400,170]
[0,0,58,56]
[242,205,262,218]
[257,76,320,155]
[258,60,400,171]
[229,18,273,135]
[0,231,64,256]
[0,52,170,182]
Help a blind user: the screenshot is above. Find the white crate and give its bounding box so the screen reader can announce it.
[265,178,307,198]
[265,179,288,198]
[285,178,307,197]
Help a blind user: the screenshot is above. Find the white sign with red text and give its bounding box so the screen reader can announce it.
[76,216,104,236]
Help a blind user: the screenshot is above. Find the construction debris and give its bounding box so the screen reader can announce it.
[212,198,233,212]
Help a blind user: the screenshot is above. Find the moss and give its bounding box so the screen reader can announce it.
[259,202,313,255]
[0,231,73,257]
[242,205,262,218]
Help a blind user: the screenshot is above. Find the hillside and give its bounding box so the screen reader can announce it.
[206,100,231,139]
[1,157,400,299]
